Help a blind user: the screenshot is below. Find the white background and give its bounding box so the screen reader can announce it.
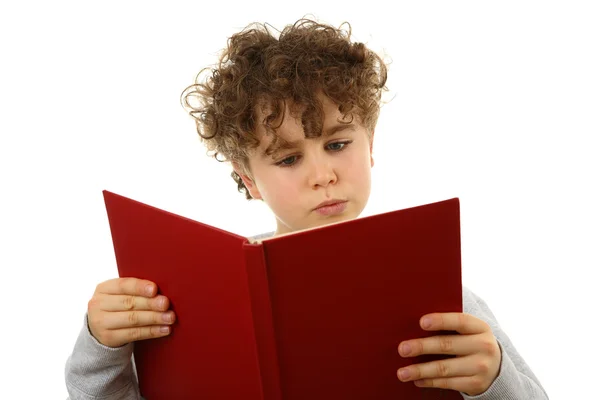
[1,1,598,398]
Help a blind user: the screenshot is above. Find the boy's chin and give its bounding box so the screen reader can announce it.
[276,205,363,235]
[310,210,359,228]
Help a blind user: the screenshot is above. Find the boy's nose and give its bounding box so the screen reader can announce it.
[309,160,337,189]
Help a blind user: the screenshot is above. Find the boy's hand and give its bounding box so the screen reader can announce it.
[87,277,176,348]
[397,313,501,396]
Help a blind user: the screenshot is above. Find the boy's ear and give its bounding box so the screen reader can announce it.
[370,130,375,168]
[232,162,263,200]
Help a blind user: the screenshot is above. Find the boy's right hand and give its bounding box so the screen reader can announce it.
[87,277,176,348]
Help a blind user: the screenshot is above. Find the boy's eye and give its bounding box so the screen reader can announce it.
[277,155,298,166]
[275,141,351,167]
[326,141,349,151]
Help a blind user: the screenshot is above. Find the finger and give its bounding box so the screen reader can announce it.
[399,333,497,357]
[419,313,489,335]
[96,278,157,297]
[413,376,490,396]
[101,325,173,347]
[99,310,176,330]
[96,294,170,312]
[397,354,484,382]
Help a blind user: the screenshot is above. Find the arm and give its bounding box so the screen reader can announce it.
[397,287,548,399]
[65,314,141,400]
[460,287,548,400]
[66,278,174,400]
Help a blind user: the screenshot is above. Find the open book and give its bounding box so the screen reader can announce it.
[103,190,463,400]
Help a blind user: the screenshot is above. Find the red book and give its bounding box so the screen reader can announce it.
[103,190,463,400]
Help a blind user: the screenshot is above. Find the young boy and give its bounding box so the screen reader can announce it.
[65,19,548,399]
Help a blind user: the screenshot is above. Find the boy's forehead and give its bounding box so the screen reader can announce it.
[254,105,302,142]
[252,94,348,145]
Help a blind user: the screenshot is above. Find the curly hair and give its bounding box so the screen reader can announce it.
[181,18,388,199]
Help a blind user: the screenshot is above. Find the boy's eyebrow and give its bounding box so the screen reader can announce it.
[323,123,357,136]
[263,123,356,158]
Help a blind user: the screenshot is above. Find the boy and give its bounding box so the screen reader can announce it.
[65,19,548,399]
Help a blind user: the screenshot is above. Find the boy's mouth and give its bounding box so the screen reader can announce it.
[313,200,348,216]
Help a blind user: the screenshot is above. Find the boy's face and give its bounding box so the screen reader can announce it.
[235,94,374,235]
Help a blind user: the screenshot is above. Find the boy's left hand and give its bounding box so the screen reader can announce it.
[397,313,501,396]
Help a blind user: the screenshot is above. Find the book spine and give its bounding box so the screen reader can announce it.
[244,243,282,400]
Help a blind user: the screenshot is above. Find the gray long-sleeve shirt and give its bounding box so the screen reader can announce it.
[65,286,548,399]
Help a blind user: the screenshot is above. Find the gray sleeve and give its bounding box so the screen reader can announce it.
[461,287,549,400]
[65,314,142,400]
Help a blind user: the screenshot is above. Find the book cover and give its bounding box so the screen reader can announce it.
[103,190,463,399]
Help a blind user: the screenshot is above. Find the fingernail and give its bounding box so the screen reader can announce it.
[157,297,166,308]
[160,326,170,334]
[162,312,173,323]
[422,317,432,329]
[398,369,410,381]
[400,343,411,356]
[145,285,154,296]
